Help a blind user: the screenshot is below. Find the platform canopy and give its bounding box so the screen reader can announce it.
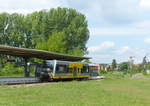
[0,45,91,61]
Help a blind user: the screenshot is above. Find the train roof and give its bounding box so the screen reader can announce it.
[0,45,91,61]
[88,63,100,66]
[46,60,89,64]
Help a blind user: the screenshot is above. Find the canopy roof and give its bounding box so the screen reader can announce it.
[0,45,90,61]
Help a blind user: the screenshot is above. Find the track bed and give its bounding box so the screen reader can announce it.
[0,77,40,84]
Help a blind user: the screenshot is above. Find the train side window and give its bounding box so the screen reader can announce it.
[81,66,88,73]
[56,64,67,73]
[68,68,73,73]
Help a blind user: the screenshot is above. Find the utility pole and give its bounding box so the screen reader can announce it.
[129,56,135,70]
[142,53,149,71]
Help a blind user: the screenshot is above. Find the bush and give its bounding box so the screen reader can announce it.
[100,70,107,74]
[0,63,24,76]
[103,71,128,79]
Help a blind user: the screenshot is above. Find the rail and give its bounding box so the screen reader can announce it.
[0,77,40,84]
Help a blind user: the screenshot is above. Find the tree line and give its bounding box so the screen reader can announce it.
[0,7,89,56]
[0,8,89,76]
[101,58,150,77]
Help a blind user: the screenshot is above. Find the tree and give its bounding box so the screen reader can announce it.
[0,8,89,64]
[36,32,67,53]
[112,59,117,70]
[32,8,89,56]
[0,8,90,75]
[119,62,129,72]
[142,56,148,71]
[0,13,10,45]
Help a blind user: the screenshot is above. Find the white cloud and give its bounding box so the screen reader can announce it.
[88,41,115,52]
[144,38,150,44]
[88,45,147,64]
[100,0,139,23]
[0,0,149,64]
[112,46,148,63]
[0,0,63,14]
[87,54,112,63]
[115,46,132,55]
[136,20,150,28]
[140,0,150,8]
[0,0,141,24]
[88,45,148,64]
[90,27,150,36]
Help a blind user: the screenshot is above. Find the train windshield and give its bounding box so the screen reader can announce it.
[89,65,100,76]
[42,63,54,72]
[81,65,88,73]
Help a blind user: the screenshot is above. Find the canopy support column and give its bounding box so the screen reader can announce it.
[24,58,30,77]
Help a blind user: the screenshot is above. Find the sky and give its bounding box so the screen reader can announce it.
[0,0,150,64]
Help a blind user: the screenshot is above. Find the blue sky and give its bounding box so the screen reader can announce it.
[1,0,150,63]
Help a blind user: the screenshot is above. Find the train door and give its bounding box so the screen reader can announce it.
[69,63,83,78]
[73,67,79,77]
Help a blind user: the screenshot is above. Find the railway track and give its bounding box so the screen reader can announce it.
[0,76,104,85]
[0,77,40,85]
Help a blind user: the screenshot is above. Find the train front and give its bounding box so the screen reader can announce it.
[88,63,104,80]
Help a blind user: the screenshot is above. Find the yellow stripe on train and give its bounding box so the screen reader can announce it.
[68,63,83,69]
[51,75,90,79]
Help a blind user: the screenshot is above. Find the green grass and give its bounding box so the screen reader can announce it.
[0,78,150,106]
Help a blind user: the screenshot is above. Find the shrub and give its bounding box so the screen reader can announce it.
[0,63,24,76]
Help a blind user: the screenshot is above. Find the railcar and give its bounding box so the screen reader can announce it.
[35,60,100,81]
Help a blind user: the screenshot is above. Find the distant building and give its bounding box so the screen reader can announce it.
[99,64,111,71]
[99,63,119,72]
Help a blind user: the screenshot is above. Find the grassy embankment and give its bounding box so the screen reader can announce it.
[0,75,150,106]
